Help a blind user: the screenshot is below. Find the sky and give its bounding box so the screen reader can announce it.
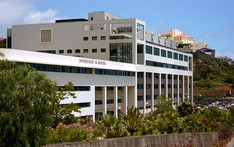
[0,0,234,59]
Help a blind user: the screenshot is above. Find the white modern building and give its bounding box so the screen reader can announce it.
[3,11,193,121]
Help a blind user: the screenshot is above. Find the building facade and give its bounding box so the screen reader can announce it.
[4,11,193,121]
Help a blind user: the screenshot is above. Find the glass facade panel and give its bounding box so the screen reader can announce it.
[174,53,178,59]
[154,47,160,56]
[184,55,188,61]
[110,43,132,63]
[161,49,166,57]
[179,54,183,61]
[146,45,152,54]
[168,51,172,58]
[146,60,188,70]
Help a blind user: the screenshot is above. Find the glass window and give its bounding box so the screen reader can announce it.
[83,49,88,53]
[110,43,132,63]
[174,52,178,59]
[179,54,183,61]
[101,48,106,52]
[92,36,97,40]
[75,49,80,53]
[59,50,64,54]
[137,84,143,89]
[137,45,143,53]
[146,73,151,78]
[168,51,172,58]
[137,72,143,78]
[92,49,97,53]
[101,36,106,40]
[146,45,152,54]
[137,96,143,101]
[184,55,188,61]
[154,84,158,89]
[146,84,151,89]
[83,37,88,41]
[146,95,151,100]
[161,49,166,57]
[67,49,72,53]
[154,47,160,56]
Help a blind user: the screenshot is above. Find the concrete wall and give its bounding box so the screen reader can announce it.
[46,132,218,147]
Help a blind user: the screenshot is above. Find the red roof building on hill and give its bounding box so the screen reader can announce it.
[216,56,232,64]
[0,38,5,41]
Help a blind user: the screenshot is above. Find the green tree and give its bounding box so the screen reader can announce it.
[177,101,194,117]
[154,94,175,114]
[0,39,6,48]
[53,81,81,127]
[0,60,58,146]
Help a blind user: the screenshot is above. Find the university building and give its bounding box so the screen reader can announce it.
[2,11,193,121]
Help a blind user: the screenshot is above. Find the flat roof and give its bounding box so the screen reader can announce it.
[0,49,136,72]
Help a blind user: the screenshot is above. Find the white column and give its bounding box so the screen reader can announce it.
[143,72,146,114]
[187,75,190,100]
[177,75,180,105]
[114,86,118,118]
[172,74,174,104]
[102,86,107,117]
[166,74,168,98]
[159,73,161,96]
[124,86,128,114]
[151,73,154,111]
[190,76,193,104]
[182,75,185,101]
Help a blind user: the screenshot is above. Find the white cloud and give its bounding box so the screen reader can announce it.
[0,0,59,37]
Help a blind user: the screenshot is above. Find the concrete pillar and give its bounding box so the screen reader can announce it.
[143,72,146,114]
[159,73,161,96]
[182,75,185,101]
[190,76,193,104]
[172,74,174,101]
[151,72,154,111]
[114,86,118,118]
[187,75,190,100]
[134,72,138,108]
[177,75,180,105]
[166,74,168,98]
[124,86,128,114]
[102,86,107,117]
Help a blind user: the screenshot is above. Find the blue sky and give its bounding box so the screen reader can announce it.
[0,0,234,59]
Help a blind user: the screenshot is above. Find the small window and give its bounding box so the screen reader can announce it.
[161,49,166,57]
[101,36,106,40]
[92,49,97,53]
[83,37,88,41]
[146,45,152,54]
[91,17,93,21]
[154,47,160,56]
[92,36,97,40]
[184,55,188,61]
[146,84,151,89]
[168,51,172,58]
[75,49,80,53]
[83,49,88,53]
[67,49,72,53]
[59,50,64,54]
[174,53,178,60]
[101,48,106,52]
[179,54,183,61]
[137,96,143,101]
[137,72,143,78]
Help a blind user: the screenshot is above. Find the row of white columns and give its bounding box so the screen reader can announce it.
[102,86,128,118]
[142,72,193,114]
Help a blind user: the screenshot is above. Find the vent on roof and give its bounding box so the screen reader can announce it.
[55,18,88,23]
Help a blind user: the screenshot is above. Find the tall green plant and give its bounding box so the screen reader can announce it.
[122,106,142,136]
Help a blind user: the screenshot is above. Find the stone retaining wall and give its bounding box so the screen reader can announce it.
[46,132,218,147]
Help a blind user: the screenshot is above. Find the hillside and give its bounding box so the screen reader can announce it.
[193,53,234,99]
